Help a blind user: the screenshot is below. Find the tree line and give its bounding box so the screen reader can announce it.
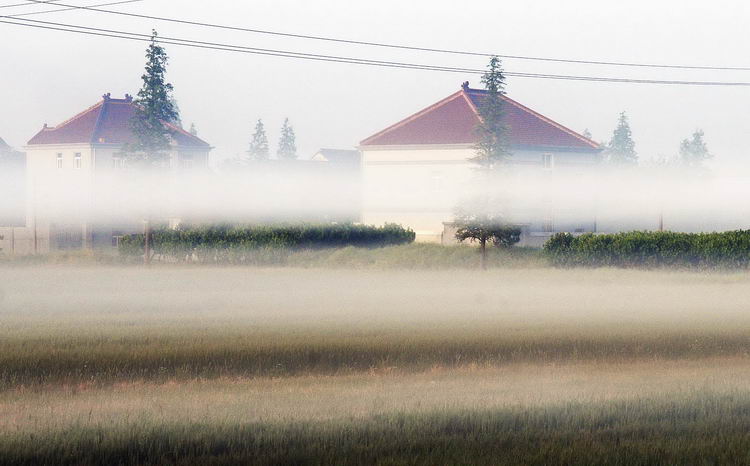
[595,112,711,169]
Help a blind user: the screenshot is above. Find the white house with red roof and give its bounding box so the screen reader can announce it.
[359,82,602,244]
[20,93,210,252]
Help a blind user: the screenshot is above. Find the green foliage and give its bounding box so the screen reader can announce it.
[604,112,637,165]
[455,222,521,248]
[472,56,510,170]
[247,119,269,161]
[276,118,297,160]
[118,223,415,262]
[544,230,750,269]
[124,30,179,166]
[679,129,711,168]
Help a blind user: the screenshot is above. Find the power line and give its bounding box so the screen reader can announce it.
[7,0,142,17]
[3,17,750,87]
[0,0,59,8]
[20,0,750,72]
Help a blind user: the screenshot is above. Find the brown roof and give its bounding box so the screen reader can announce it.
[27,94,210,148]
[360,86,600,151]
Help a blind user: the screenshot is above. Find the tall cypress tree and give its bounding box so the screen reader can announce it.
[125,30,179,166]
[277,118,297,160]
[679,129,711,168]
[472,56,510,170]
[247,119,269,161]
[122,30,180,265]
[605,112,637,165]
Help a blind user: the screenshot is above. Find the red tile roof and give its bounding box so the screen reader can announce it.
[360,86,599,151]
[27,95,210,148]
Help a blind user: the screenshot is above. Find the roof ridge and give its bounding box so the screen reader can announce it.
[360,90,470,146]
[44,99,103,131]
[163,120,210,146]
[90,98,110,144]
[466,88,599,149]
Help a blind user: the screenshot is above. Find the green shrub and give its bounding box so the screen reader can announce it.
[543,230,750,269]
[118,223,415,263]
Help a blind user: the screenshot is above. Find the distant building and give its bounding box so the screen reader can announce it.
[0,137,26,241]
[359,83,602,244]
[311,148,361,166]
[12,93,211,253]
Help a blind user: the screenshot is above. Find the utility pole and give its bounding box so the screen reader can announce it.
[143,218,151,265]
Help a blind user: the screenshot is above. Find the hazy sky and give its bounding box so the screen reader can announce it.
[1,0,749,166]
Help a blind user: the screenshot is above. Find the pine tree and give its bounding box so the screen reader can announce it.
[472,56,510,170]
[124,30,179,166]
[247,119,269,161]
[277,118,297,160]
[605,112,637,165]
[679,129,711,168]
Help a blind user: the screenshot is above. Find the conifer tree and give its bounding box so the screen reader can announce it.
[679,129,711,168]
[125,30,179,166]
[472,56,510,170]
[277,118,297,160]
[247,119,269,161]
[122,30,180,265]
[605,112,637,165]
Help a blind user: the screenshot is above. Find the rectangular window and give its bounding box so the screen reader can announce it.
[56,153,63,169]
[542,209,554,233]
[74,153,82,169]
[542,153,554,170]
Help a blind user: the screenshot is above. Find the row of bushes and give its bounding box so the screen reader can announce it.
[544,230,750,268]
[118,223,415,262]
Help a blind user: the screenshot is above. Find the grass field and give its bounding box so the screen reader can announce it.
[2,266,750,464]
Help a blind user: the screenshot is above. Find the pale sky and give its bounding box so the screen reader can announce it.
[2,0,749,166]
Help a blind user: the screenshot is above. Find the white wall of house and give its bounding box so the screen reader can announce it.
[361,144,600,243]
[18,143,210,254]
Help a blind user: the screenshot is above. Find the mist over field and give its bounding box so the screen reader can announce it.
[4,0,750,463]
[3,267,750,464]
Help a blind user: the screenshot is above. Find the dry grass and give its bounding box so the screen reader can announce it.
[3,266,750,464]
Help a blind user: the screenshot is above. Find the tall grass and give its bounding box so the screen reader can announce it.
[3,327,750,388]
[1,243,544,268]
[3,392,750,465]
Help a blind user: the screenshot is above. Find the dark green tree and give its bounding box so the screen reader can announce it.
[605,112,637,165]
[679,129,711,168]
[472,56,510,170]
[277,118,297,160]
[124,30,179,167]
[248,119,269,161]
[454,199,520,270]
[122,30,180,264]
[455,211,521,270]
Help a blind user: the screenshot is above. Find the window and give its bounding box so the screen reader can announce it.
[74,153,82,169]
[56,153,63,169]
[542,153,554,170]
[542,210,554,233]
[112,157,124,169]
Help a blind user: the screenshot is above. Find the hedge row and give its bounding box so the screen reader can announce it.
[543,230,750,269]
[118,223,415,263]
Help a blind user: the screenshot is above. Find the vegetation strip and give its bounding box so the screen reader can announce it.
[3,393,750,465]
